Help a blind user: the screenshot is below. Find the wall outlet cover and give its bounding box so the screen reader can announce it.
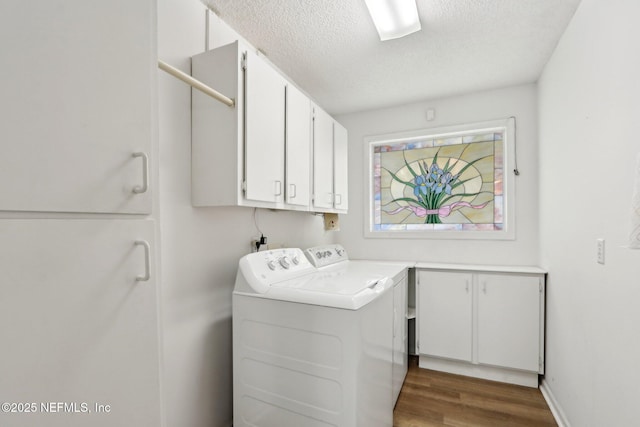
[324,213,340,231]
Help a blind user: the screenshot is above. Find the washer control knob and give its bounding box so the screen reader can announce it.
[291,256,300,265]
[267,260,277,271]
[279,257,290,269]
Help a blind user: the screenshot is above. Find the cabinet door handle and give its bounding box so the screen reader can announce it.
[327,193,334,204]
[134,240,151,282]
[335,194,342,206]
[132,152,149,194]
[275,181,282,196]
[289,183,296,199]
[482,281,487,294]
[465,280,470,293]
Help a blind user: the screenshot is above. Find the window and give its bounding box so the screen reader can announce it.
[365,118,515,239]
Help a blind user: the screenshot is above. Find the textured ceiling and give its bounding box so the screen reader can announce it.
[202,0,582,115]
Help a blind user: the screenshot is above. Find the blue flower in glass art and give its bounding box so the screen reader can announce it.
[383,148,487,224]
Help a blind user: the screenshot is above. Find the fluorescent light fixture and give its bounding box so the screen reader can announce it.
[364,0,421,41]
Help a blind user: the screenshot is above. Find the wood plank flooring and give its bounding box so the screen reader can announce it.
[393,357,557,427]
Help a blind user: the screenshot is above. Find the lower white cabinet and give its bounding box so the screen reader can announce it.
[418,271,473,362]
[0,219,161,427]
[477,273,543,372]
[392,274,408,404]
[416,267,545,387]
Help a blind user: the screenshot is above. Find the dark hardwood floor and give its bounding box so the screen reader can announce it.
[393,357,557,427]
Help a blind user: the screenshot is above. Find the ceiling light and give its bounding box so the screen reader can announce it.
[364,0,421,41]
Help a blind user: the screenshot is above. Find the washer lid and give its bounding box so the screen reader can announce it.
[262,264,391,310]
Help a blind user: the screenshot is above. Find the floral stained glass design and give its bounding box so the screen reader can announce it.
[372,130,504,232]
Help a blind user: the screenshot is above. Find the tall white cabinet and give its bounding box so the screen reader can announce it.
[0,1,161,426]
[0,220,160,427]
[0,0,154,214]
[416,266,545,387]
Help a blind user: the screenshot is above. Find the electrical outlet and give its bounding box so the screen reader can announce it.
[596,238,605,264]
[324,213,340,231]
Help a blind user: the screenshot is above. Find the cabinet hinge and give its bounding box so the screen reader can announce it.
[539,356,543,370]
[241,53,247,71]
[539,282,543,293]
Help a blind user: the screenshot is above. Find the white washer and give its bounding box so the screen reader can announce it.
[233,245,406,427]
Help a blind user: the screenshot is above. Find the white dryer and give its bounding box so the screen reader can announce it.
[233,245,407,427]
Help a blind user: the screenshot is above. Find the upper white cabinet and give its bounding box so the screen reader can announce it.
[193,42,288,208]
[416,267,545,387]
[312,107,334,210]
[312,106,349,213]
[244,50,287,204]
[192,41,346,213]
[285,84,312,208]
[0,0,154,214]
[333,122,349,212]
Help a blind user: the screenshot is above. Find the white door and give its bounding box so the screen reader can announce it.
[0,219,161,427]
[244,50,286,203]
[313,107,334,210]
[285,84,311,207]
[477,274,542,372]
[0,0,154,214]
[418,271,473,362]
[333,122,349,211]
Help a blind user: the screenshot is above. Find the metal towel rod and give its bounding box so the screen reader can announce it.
[158,60,235,108]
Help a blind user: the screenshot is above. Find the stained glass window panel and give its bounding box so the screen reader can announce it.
[368,121,513,238]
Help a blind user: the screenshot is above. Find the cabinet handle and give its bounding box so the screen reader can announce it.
[134,240,151,282]
[327,193,334,203]
[289,183,296,198]
[275,181,282,196]
[482,281,487,294]
[465,280,469,293]
[132,152,149,194]
[335,194,342,206]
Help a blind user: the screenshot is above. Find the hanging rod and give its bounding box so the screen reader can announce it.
[158,60,235,108]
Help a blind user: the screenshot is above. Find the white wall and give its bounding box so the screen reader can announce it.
[158,2,332,426]
[335,84,539,266]
[538,0,640,425]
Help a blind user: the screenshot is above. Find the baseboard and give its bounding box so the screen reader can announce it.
[419,356,539,388]
[540,379,570,427]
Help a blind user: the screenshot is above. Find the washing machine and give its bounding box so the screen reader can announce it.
[233,245,407,427]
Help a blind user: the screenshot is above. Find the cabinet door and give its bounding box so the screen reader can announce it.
[0,0,154,214]
[333,122,349,211]
[477,274,542,372]
[285,84,311,207]
[392,276,408,403]
[245,50,286,203]
[312,107,334,210]
[418,271,473,362]
[0,219,161,427]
